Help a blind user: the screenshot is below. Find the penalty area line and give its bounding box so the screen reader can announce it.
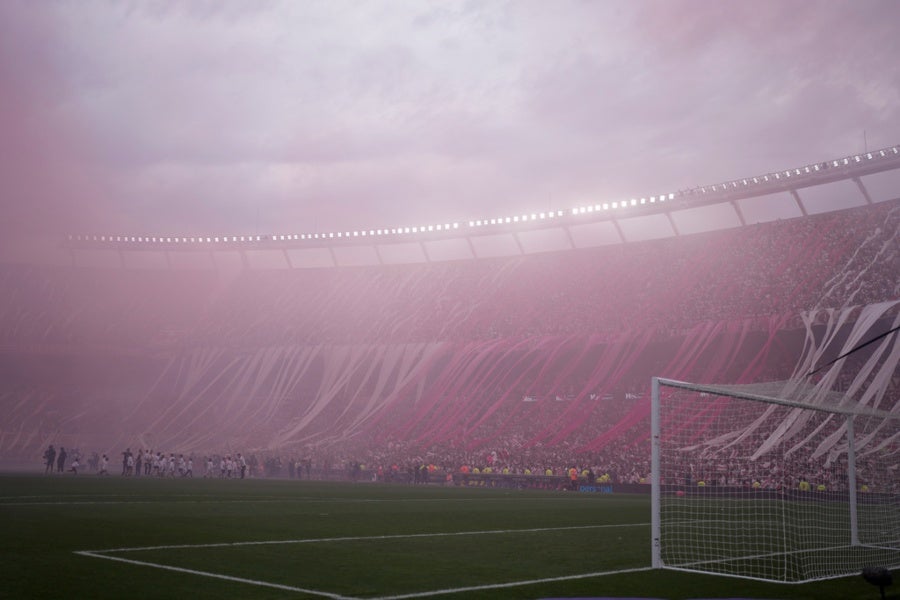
[73,551,354,600]
[81,522,649,553]
[372,566,656,600]
[75,525,652,598]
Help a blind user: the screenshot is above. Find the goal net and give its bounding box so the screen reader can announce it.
[651,377,900,583]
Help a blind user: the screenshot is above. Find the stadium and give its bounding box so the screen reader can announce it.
[2,144,899,599]
[3,3,900,599]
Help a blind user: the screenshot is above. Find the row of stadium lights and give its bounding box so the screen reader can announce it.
[697,147,899,194]
[69,224,462,245]
[68,203,663,245]
[69,146,899,246]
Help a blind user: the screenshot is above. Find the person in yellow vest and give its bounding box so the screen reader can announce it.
[798,480,811,492]
[816,483,826,492]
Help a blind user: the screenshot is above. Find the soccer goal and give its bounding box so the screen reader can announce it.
[651,377,900,583]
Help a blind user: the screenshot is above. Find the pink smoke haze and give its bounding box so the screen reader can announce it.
[1,0,899,245]
[0,1,898,470]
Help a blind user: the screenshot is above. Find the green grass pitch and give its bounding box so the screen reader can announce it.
[0,474,887,599]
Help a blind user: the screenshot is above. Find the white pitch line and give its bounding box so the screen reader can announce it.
[73,551,353,600]
[372,566,656,600]
[2,495,622,507]
[76,525,653,599]
[0,499,300,507]
[82,522,650,554]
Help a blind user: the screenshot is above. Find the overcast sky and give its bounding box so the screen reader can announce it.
[1,0,899,240]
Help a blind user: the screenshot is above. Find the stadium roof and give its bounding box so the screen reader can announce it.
[54,145,900,270]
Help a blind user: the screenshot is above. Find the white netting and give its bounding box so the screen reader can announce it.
[653,382,899,583]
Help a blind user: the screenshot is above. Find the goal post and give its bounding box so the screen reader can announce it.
[651,376,900,583]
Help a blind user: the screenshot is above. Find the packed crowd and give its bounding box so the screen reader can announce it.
[0,202,896,350]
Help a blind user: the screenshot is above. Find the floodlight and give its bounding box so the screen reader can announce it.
[411,227,417,233]
[866,153,873,159]
[513,216,519,222]
[633,199,639,206]
[453,223,459,229]
[328,233,334,238]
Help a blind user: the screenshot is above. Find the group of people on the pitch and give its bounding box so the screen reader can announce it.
[205,454,248,479]
[120,448,196,477]
[43,445,249,479]
[43,445,85,475]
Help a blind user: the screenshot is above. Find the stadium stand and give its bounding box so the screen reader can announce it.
[0,200,897,485]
